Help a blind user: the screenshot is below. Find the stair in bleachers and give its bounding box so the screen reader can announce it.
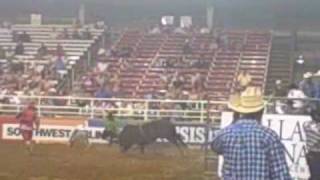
[265,36,293,95]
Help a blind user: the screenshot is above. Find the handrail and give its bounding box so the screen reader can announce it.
[0,94,317,122]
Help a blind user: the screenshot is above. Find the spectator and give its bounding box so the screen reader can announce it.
[272,80,287,97]
[191,73,204,92]
[303,109,320,180]
[299,72,316,98]
[37,43,48,57]
[272,80,288,114]
[60,28,69,39]
[82,28,92,40]
[56,44,65,57]
[95,85,112,99]
[183,39,192,54]
[12,31,19,42]
[50,27,59,39]
[220,33,229,50]
[209,40,218,51]
[174,27,186,34]
[15,41,24,55]
[6,46,14,59]
[313,70,320,103]
[20,31,31,42]
[211,87,291,179]
[0,46,6,59]
[144,87,157,100]
[149,25,161,34]
[72,29,81,39]
[54,57,66,72]
[236,70,252,92]
[287,84,307,114]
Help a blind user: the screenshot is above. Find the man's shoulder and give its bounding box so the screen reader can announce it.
[247,124,284,146]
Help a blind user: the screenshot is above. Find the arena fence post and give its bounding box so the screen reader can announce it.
[200,101,205,123]
[90,99,94,118]
[87,51,91,68]
[144,101,149,121]
[203,101,219,179]
[37,97,41,116]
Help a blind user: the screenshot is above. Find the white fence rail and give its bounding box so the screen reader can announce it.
[0,95,224,122]
[1,95,316,122]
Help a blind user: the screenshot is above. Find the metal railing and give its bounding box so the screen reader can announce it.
[1,94,316,122]
[0,95,215,122]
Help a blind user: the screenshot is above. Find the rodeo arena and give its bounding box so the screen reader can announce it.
[1,0,320,180]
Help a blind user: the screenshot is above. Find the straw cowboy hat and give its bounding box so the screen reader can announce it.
[303,72,313,79]
[228,86,266,114]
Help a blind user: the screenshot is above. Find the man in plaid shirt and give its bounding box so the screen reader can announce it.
[211,87,292,180]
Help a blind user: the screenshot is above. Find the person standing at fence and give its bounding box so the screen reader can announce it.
[211,87,292,180]
[303,109,320,180]
[16,102,40,154]
[102,111,122,146]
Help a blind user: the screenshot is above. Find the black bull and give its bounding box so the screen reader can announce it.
[118,119,187,153]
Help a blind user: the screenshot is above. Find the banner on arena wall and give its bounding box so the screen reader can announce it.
[219,112,311,180]
[180,16,192,28]
[1,119,219,145]
[2,124,106,144]
[30,14,42,25]
[161,16,174,26]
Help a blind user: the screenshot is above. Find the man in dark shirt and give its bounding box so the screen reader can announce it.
[15,41,24,55]
[82,28,92,40]
[37,43,48,57]
[211,87,292,180]
[303,109,320,180]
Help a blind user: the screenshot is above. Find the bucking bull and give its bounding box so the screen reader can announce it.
[69,119,187,154]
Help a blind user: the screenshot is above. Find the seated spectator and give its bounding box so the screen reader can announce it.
[287,84,307,114]
[5,46,14,59]
[118,47,132,58]
[0,46,6,59]
[59,28,69,39]
[12,31,19,42]
[54,57,66,72]
[149,25,161,34]
[209,40,218,51]
[37,43,48,57]
[144,87,156,100]
[14,41,24,55]
[95,85,113,99]
[50,27,59,39]
[72,29,81,39]
[20,31,31,42]
[299,72,316,98]
[183,39,192,54]
[236,70,252,92]
[191,73,204,92]
[174,27,187,34]
[82,28,92,40]
[313,70,320,100]
[56,43,65,57]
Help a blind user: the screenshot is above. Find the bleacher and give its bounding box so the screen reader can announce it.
[0,23,105,95]
[98,29,272,100]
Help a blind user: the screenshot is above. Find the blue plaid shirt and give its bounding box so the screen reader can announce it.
[211,119,292,180]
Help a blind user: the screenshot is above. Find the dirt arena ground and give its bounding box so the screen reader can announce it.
[0,142,217,180]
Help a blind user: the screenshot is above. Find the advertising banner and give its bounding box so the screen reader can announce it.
[0,117,219,145]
